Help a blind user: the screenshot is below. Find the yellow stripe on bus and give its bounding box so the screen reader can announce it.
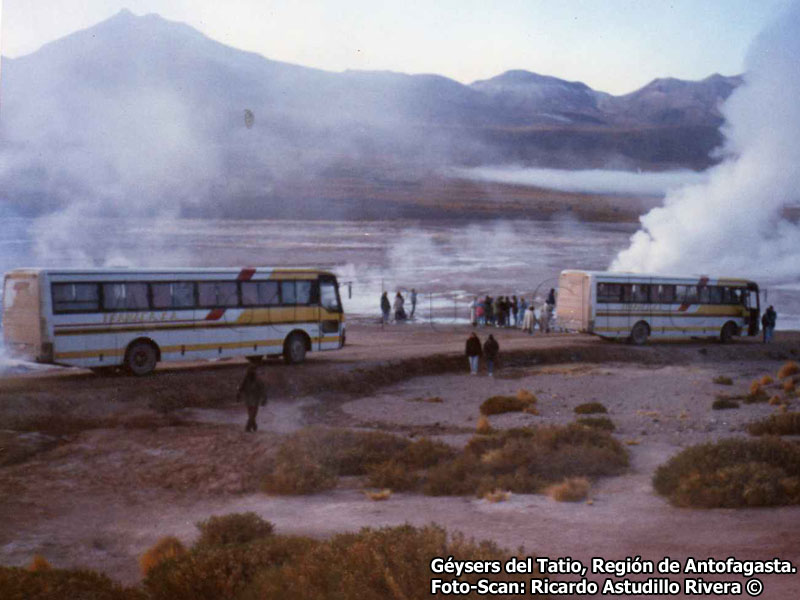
[53,336,341,360]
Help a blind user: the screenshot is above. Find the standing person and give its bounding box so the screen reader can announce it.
[511,295,519,327]
[380,291,390,324]
[485,296,494,326]
[476,298,486,326]
[494,296,504,327]
[484,334,499,377]
[470,297,478,326]
[393,291,406,322]
[546,288,556,309]
[410,288,418,319]
[237,364,267,433]
[522,303,535,334]
[542,302,554,333]
[762,305,777,343]
[465,332,482,375]
[518,297,528,328]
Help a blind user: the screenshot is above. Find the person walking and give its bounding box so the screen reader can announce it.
[762,305,777,343]
[380,291,390,324]
[394,291,406,322]
[465,332,482,375]
[546,288,556,309]
[410,288,418,319]
[484,334,499,377]
[237,364,267,432]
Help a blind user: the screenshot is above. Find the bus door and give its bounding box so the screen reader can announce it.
[748,283,760,336]
[318,275,343,349]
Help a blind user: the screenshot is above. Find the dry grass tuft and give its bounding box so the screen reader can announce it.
[624,439,641,446]
[547,477,590,502]
[364,489,392,501]
[523,405,540,415]
[409,396,444,403]
[480,395,535,415]
[576,416,615,431]
[653,437,800,508]
[195,513,274,549]
[476,415,493,434]
[712,375,733,385]
[140,536,188,577]
[747,412,800,436]
[749,380,762,395]
[574,402,607,415]
[516,389,538,404]
[366,460,419,491]
[760,375,775,386]
[0,566,143,599]
[483,489,511,503]
[27,555,51,572]
[712,397,740,410]
[769,395,784,406]
[778,361,800,380]
[783,379,796,393]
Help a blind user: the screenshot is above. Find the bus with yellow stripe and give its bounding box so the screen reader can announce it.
[2,267,345,375]
[557,270,760,344]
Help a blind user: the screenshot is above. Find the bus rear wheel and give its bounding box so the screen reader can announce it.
[125,341,158,376]
[629,322,649,346]
[283,333,307,365]
[720,321,737,343]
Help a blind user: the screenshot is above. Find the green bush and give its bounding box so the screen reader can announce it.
[574,402,607,415]
[143,536,317,600]
[240,525,531,600]
[576,416,616,431]
[195,513,274,548]
[747,412,800,436]
[0,566,143,600]
[653,437,800,508]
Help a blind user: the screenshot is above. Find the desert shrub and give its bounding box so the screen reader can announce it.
[195,513,274,549]
[768,395,784,406]
[574,402,607,415]
[743,386,769,404]
[366,459,419,491]
[476,415,493,434]
[240,525,530,600]
[143,536,317,600]
[653,437,800,508]
[139,536,188,576]
[364,489,392,501]
[260,428,410,494]
[480,395,533,415]
[712,397,740,410]
[760,375,774,386]
[778,361,800,379]
[396,438,456,469]
[547,477,590,502]
[426,424,627,496]
[0,566,143,600]
[747,412,800,436]
[748,380,762,395]
[27,555,51,572]
[483,489,511,502]
[576,416,615,431]
[516,389,538,403]
[712,376,733,385]
[783,379,796,393]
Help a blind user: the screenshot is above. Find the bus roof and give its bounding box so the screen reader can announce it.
[4,267,338,279]
[559,270,756,286]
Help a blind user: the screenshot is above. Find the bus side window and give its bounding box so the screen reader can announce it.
[281,281,297,305]
[241,281,281,306]
[597,283,622,303]
[151,282,195,309]
[103,283,148,310]
[654,284,675,303]
[677,285,698,304]
[320,279,341,312]
[52,283,100,313]
[198,282,238,307]
[708,286,722,304]
[698,286,710,304]
[296,281,312,305]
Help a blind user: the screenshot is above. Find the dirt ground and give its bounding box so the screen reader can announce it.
[1,323,800,598]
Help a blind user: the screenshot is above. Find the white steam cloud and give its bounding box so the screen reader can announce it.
[612,2,800,279]
[451,166,708,197]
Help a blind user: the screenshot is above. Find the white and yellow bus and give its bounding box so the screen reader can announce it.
[557,270,760,344]
[2,267,345,375]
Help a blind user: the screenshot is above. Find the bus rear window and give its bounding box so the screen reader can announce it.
[52,283,100,313]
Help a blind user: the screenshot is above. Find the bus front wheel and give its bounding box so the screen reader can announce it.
[720,321,738,344]
[125,341,158,376]
[283,333,307,365]
[629,322,649,346]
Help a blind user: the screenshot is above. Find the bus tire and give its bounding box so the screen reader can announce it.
[629,321,649,346]
[125,340,158,376]
[720,321,738,343]
[283,332,308,365]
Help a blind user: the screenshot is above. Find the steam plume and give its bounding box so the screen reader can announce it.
[611,2,800,279]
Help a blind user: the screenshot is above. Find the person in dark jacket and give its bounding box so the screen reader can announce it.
[483,334,499,377]
[465,332,482,375]
[380,292,391,323]
[237,364,267,432]
[762,305,777,343]
[546,288,556,308]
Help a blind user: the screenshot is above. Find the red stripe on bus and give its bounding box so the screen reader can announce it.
[237,268,256,281]
[205,308,226,321]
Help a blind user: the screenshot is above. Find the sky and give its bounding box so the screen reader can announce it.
[0,0,790,94]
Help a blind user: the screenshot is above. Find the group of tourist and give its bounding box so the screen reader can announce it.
[469,288,556,334]
[381,289,417,323]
